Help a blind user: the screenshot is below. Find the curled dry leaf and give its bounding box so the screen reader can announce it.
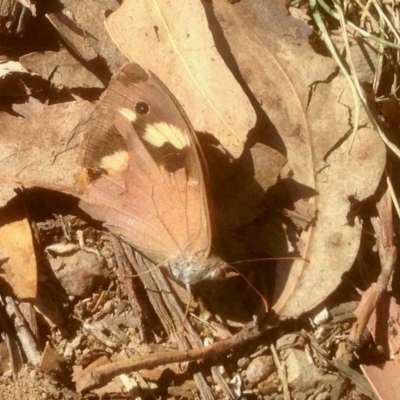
[105,0,256,158]
[213,0,386,316]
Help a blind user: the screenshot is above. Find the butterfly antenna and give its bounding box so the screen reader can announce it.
[229,256,309,265]
[228,265,269,313]
[226,256,308,312]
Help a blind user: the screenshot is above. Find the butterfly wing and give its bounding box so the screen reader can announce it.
[78,63,212,265]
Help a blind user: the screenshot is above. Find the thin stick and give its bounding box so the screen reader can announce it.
[75,319,264,392]
[3,296,40,366]
[269,339,291,400]
[349,176,397,342]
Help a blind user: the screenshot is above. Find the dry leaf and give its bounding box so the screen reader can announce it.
[0,202,37,299]
[0,60,45,97]
[105,0,256,158]
[46,13,98,62]
[210,144,281,231]
[20,50,105,89]
[360,294,400,400]
[11,97,45,118]
[0,101,94,199]
[364,293,400,361]
[251,143,287,192]
[361,362,400,400]
[213,0,386,316]
[55,0,128,74]
[40,343,63,373]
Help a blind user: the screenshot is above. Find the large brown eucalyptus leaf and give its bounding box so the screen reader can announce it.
[105,0,256,158]
[213,0,386,316]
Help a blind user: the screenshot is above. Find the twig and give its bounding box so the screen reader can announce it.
[310,339,375,398]
[0,301,23,379]
[349,177,397,342]
[3,295,40,365]
[334,0,361,153]
[75,319,264,392]
[386,173,400,225]
[110,235,147,341]
[118,244,242,399]
[269,339,291,400]
[330,358,376,398]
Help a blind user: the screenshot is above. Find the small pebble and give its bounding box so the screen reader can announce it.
[245,355,274,386]
[283,348,325,392]
[49,250,109,297]
[237,357,250,369]
[258,378,279,396]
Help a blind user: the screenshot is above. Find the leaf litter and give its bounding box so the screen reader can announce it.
[0,0,398,399]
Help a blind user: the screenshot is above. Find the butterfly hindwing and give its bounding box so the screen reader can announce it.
[78,63,212,266]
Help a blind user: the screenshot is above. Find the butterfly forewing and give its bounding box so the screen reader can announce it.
[79,63,212,267]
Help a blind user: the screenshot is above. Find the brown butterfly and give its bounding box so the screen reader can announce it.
[78,63,227,285]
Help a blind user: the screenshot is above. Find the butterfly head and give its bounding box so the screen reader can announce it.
[169,254,227,285]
